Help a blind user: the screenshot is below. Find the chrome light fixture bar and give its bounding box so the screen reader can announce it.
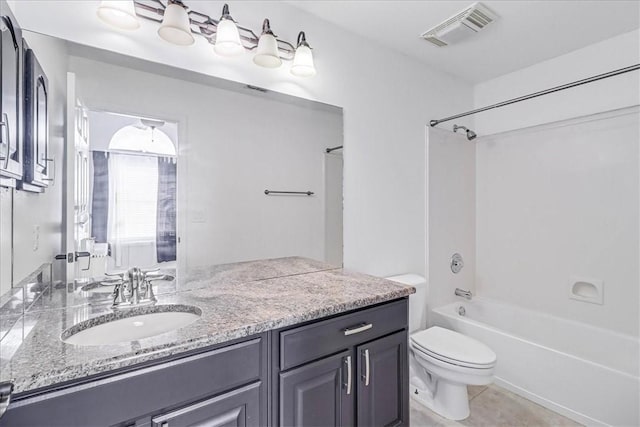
[96,0,316,77]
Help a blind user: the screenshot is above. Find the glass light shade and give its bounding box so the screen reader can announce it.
[97,0,140,30]
[109,125,176,156]
[253,33,282,68]
[214,18,245,57]
[291,45,316,77]
[158,3,195,46]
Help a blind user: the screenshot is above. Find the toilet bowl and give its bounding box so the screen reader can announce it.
[410,326,496,420]
[386,274,497,421]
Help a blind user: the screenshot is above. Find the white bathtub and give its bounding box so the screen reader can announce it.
[431,298,640,426]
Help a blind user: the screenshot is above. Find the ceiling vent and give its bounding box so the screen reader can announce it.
[421,2,497,47]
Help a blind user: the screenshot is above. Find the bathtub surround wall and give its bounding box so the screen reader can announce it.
[476,109,639,337]
[10,1,474,281]
[426,127,476,321]
[471,30,640,337]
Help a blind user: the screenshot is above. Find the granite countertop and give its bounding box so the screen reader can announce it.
[0,257,415,395]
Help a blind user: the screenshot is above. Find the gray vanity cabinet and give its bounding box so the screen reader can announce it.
[356,332,408,427]
[0,336,268,427]
[275,299,409,427]
[279,350,354,426]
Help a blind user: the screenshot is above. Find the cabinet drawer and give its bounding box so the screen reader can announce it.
[2,337,264,427]
[280,299,407,371]
[151,381,261,427]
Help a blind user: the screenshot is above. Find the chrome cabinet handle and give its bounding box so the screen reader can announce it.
[362,349,370,386]
[343,323,372,336]
[0,113,10,170]
[343,356,352,395]
[0,381,14,420]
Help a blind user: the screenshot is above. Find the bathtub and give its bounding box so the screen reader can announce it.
[431,298,640,426]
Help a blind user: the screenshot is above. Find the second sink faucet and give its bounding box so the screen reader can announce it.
[112,267,158,309]
[454,288,473,300]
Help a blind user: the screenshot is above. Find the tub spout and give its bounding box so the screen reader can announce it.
[455,288,472,300]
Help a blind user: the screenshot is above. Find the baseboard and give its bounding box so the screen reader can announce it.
[493,376,608,427]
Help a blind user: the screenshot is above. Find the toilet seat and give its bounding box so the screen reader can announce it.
[410,326,496,369]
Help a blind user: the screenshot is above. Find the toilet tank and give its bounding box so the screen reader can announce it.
[386,274,426,333]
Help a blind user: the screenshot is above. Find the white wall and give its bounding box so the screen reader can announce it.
[12,1,474,279]
[471,30,640,336]
[426,127,476,319]
[10,32,67,284]
[70,56,342,268]
[473,29,640,136]
[0,188,12,295]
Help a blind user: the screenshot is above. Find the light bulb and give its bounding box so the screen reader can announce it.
[158,1,194,46]
[97,0,140,30]
[214,4,245,57]
[253,19,281,68]
[291,32,316,77]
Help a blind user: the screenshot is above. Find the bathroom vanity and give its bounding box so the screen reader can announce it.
[0,257,414,426]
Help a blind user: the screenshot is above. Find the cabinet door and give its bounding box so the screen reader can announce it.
[0,0,22,180]
[357,331,408,427]
[150,382,261,427]
[22,45,50,188]
[280,350,354,427]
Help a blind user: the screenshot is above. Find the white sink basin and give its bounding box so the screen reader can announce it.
[61,305,201,346]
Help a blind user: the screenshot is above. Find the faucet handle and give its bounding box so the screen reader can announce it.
[112,281,125,307]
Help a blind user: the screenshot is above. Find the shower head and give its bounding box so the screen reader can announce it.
[453,124,477,141]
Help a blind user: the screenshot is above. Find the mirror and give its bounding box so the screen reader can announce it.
[74,110,179,284]
[0,25,343,301]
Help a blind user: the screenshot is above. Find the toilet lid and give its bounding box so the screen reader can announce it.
[411,326,496,367]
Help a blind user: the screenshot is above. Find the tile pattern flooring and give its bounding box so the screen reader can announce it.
[410,384,583,427]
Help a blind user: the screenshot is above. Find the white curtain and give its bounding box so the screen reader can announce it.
[107,153,158,268]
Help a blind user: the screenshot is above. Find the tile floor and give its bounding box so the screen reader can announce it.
[410,384,583,427]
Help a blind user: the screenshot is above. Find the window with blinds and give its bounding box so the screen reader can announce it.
[109,154,158,243]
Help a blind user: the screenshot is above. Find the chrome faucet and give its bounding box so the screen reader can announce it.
[455,288,473,300]
[111,267,158,309]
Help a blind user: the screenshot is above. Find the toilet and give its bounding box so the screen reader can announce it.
[387,274,497,421]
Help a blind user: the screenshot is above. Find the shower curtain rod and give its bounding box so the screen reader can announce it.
[429,63,640,127]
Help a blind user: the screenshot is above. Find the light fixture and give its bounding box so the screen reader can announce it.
[158,0,195,46]
[98,1,318,76]
[291,32,316,77]
[214,4,244,57]
[253,19,282,68]
[97,0,140,30]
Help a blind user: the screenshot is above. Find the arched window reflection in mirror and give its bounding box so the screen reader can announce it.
[108,124,176,157]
